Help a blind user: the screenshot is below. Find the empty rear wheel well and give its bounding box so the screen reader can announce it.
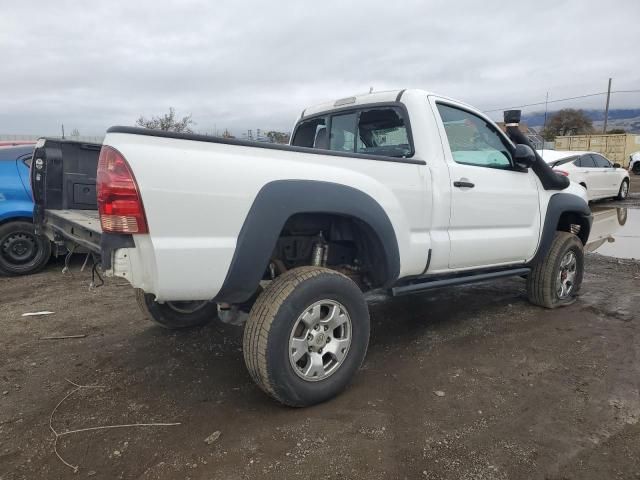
[273,213,390,289]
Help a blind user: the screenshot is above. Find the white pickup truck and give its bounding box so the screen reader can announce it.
[33,89,591,406]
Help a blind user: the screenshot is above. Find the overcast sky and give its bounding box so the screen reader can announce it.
[1,0,639,136]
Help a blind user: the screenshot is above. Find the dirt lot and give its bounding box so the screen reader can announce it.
[1,177,640,480]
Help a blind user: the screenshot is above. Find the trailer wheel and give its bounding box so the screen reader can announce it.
[135,289,217,329]
[243,266,369,407]
[527,231,584,309]
[0,220,51,276]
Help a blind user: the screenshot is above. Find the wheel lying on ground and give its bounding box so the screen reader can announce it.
[0,220,51,276]
[527,231,584,309]
[243,266,370,407]
[135,289,217,329]
[616,179,629,200]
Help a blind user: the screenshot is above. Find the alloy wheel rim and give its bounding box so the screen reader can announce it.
[289,299,352,382]
[0,232,37,266]
[556,250,577,299]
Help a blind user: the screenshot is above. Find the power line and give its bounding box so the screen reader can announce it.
[483,89,640,113]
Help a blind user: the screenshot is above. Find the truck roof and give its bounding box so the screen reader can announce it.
[302,88,433,118]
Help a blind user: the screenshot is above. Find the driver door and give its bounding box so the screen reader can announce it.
[434,101,542,269]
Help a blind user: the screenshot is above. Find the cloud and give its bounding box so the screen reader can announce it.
[1,0,639,136]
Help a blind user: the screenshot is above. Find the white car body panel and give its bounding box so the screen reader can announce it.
[102,89,587,301]
[539,150,629,201]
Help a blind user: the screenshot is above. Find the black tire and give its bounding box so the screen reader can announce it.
[616,179,629,201]
[0,220,51,276]
[135,289,217,329]
[527,231,584,309]
[243,266,370,407]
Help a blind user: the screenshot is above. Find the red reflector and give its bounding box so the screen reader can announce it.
[97,146,148,234]
[553,169,570,177]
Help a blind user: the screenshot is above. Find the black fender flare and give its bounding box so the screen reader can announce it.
[213,180,400,303]
[529,193,592,265]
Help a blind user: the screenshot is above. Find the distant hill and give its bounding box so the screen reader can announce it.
[523,109,640,133]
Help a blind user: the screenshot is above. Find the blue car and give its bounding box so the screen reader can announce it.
[0,145,51,275]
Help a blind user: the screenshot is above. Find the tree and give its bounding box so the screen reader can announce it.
[266,131,290,144]
[541,109,593,140]
[70,128,80,137]
[136,107,195,133]
[607,128,626,134]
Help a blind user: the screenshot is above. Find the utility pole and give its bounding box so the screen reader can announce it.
[541,91,549,152]
[61,124,65,139]
[602,77,612,134]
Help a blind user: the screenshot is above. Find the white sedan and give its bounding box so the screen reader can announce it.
[538,150,630,201]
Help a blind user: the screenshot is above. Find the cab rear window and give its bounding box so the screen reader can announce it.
[292,106,413,158]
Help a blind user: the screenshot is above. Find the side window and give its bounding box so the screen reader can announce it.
[356,108,411,157]
[329,113,356,152]
[579,155,595,168]
[291,117,327,149]
[436,103,513,169]
[592,154,611,168]
[21,155,33,168]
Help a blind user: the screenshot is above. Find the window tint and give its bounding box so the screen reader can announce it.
[578,155,595,168]
[329,113,356,152]
[356,108,411,157]
[291,117,327,148]
[437,103,512,169]
[592,154,611,168]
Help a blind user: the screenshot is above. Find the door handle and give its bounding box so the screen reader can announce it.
[453,180,475,188]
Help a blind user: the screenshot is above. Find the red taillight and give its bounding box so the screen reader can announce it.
[97,146,148,234]
[553,169,569,177]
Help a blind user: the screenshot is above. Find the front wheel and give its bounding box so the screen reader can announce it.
[0,220,51,276]
[243,266,370,407]
[617,179,629,200]
[527,232,584,308]
[135,289,217,329]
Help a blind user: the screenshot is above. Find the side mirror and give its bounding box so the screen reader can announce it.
[513,144,535,169]
[613,162,621,169]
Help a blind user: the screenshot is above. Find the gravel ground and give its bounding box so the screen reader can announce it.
[1,175,639,480]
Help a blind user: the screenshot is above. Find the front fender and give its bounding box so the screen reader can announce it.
[530,192,592,265]
[0,200,34,224]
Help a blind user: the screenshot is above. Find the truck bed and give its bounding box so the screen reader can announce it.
[31,138,103,254]
[43,209,102,253]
